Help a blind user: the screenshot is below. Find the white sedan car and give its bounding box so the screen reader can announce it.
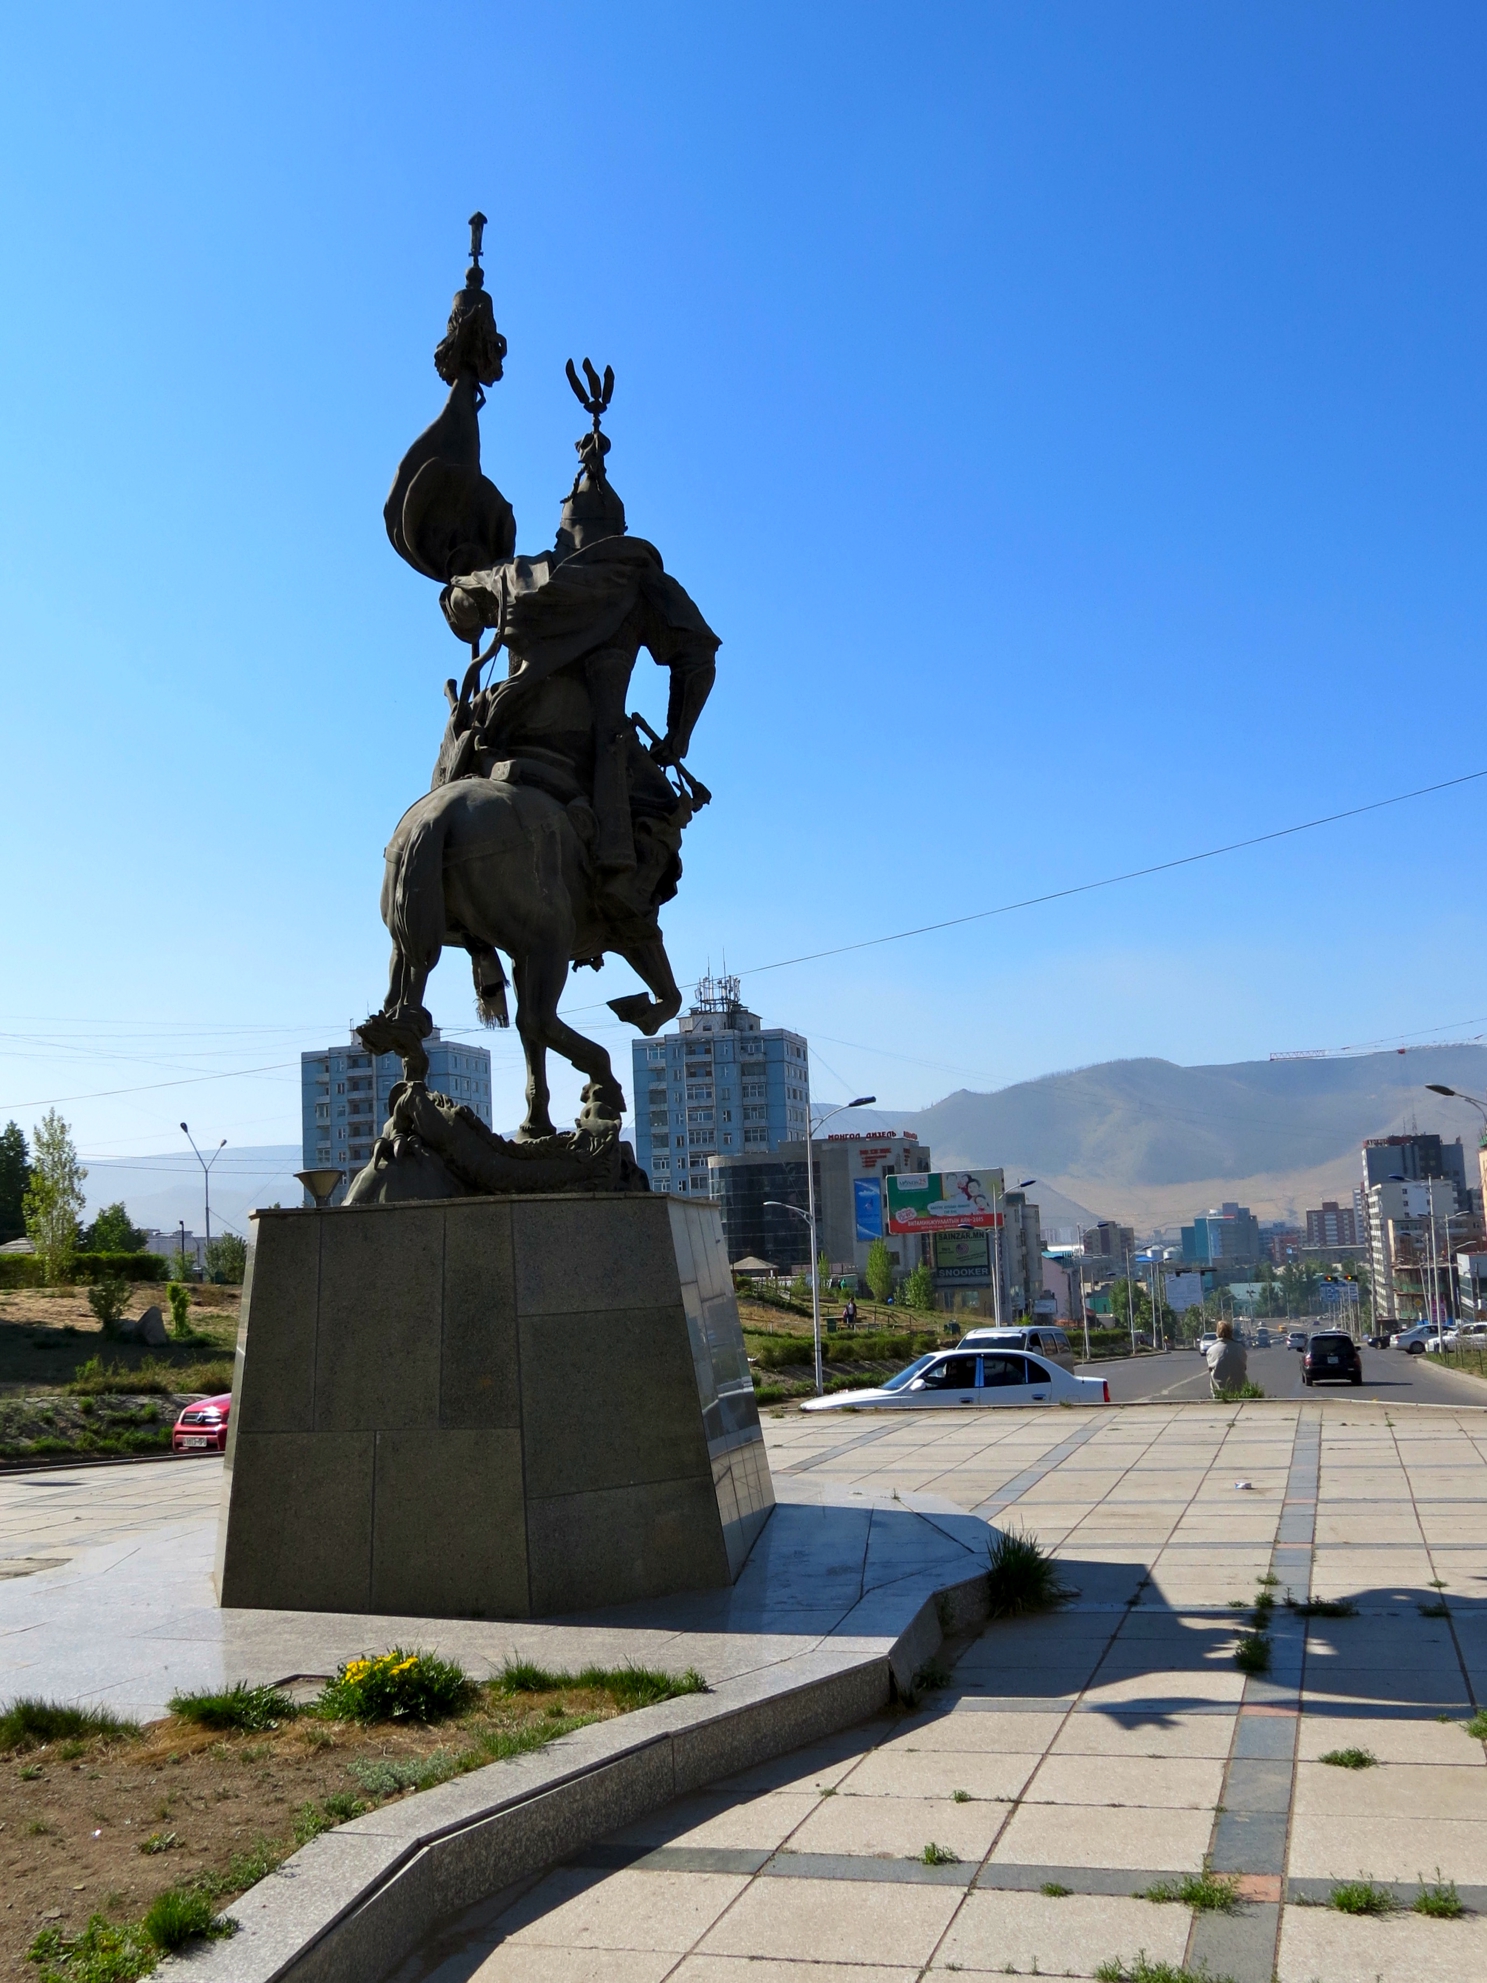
[801,1348,1110,1412]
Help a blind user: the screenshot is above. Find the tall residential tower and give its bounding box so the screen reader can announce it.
[629,975,809,1196]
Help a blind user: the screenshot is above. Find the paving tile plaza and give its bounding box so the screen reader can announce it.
[398,1400,1487,1983]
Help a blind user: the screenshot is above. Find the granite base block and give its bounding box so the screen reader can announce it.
[216,1192,773,1619]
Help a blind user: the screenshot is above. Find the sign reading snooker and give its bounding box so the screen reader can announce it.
[884,1168,1005,1236]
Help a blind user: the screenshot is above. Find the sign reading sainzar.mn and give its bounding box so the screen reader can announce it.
[884,1169,1005,1236]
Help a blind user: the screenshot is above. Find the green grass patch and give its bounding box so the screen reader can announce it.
[139,1887,230,1952]
[1290,1597,1358,1618]
[64,1354,233,1397]
[1414,1872,1464,1919]
[1,1697,139,1753]
[986,1526,1073,1618]
[1214,1381,1266,1400]
[1140,1871,1241,1913]
[1420,1599,1451,1618]
[1463,1710,1487,1740]
[293,1793,368,1844]
[1232,1632,1271,1675]
[1329,1878,1396,1916]
[27,1914,158,1982]
[167,1682,296,1732]
[1041,1880,1072,1896]
[493,1660,706,1709]
[314,1649,475,1723]
[1318,1747,1376,1769]
[920,1841,959,1864]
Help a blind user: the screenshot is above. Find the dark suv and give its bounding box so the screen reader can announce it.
[1302,1332,1362,1386]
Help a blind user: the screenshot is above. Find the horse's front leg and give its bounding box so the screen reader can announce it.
[606,925,683,1035]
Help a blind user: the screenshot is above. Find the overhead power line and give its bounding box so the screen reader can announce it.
[4,766,1482,1110]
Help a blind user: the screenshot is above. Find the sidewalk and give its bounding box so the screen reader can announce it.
[407,1399,1487,1983]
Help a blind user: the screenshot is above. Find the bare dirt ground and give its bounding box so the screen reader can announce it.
[0,1686,624,1977]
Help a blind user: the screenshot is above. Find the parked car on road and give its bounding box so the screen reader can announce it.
[1390,1324,1441,1354]
[801,1349,1109,1411]
[1302,1333,1362,1386]
[173,1393,231,1453]
[958,1325,1076,1370]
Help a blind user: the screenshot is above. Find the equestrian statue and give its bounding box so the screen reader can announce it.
[348,216,718,1203]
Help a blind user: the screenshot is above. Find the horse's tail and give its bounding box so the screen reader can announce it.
[471,946,509,1028]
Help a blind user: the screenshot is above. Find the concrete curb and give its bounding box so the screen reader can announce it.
[164,1569,991,1983]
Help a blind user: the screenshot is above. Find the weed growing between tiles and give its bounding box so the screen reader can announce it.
[920,1841,959,1864]
[1040,1880,1073,1896]
[1463,1710,1487,1740]
[1414,1872,1464,1919]
[1318,1746,1376,1768]
[986,1526,1074,1618]
[1,1655,707,1981]
[1095,1957,1237,1983]
[1139,1870,1241,1913]
[1328,1877,1396,1915]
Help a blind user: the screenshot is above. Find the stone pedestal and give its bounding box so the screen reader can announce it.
[214,1193,773,1618]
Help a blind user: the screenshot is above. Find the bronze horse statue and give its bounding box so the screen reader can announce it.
[358,714,692,1140]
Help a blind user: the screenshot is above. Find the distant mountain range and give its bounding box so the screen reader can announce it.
[819,1045,1487,1235]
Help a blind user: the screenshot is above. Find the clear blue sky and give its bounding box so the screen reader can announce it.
[3,2,1486,1172]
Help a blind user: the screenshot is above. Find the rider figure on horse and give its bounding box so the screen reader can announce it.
[434,372,719,925]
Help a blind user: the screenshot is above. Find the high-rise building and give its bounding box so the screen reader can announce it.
[300,1029,492,1203]
[1181,1202,1262,1267]
[1081,1220,1136,1275]
[1361,1132,1470,1199]
[1364,1175,1458,1323]
[629,975,810,1196]
[1304,1201,1358,1251]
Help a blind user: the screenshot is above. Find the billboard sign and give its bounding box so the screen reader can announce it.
[885,1169,1004,1236]
[932,1230,991,1283]
[852,1176,883,1241]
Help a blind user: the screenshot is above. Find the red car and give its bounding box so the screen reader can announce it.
[173,1393,231,1453]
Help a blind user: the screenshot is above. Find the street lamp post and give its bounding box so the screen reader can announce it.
[180,1123,226,1275]
[768,1093,875,1397]
[992,1176,1036,1329]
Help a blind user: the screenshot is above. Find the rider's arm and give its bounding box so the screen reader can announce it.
[659,640,716,763]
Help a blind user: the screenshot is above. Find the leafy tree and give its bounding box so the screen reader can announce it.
[205,1233,247,1284]
[83,1201,146,1254]
[0,1121,30,1245]
[865,1238,894,1304]
[1109,1278,1152,1336]
[904,1260,937,1312]
[22,1110,86,1285]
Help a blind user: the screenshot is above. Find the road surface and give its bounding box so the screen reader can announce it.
[1079,1340,1487,1406]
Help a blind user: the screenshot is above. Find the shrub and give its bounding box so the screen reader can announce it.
[86,1278,130,1330]
[141,1886,228,1951]
[166,1284,191,1336]
[986,1527,1072,1618]
[314,1649,475,1723]
[0,1696,138,1753]
[903,1261,937,1312]
[0,1252,169,1289]
[65,1356,234,1398]
[168,1682,296,1732]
